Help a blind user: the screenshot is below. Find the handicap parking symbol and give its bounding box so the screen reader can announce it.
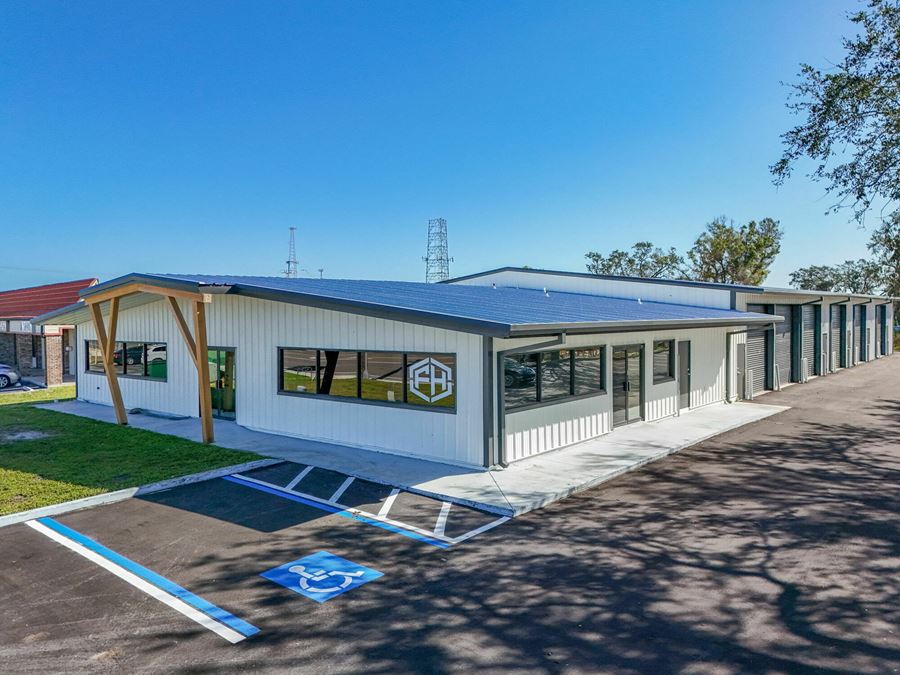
[260,551,382,603]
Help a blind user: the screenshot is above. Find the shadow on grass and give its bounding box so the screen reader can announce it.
[0,405,254,513]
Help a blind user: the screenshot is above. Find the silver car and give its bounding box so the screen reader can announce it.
[0,363,21,388]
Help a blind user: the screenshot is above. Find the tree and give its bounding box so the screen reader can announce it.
[789,265,842,291]
[585,241,686,278]
[868,215,900,297]
[772,0,900,227]
[790,217,899,295]
[688,217,783,285]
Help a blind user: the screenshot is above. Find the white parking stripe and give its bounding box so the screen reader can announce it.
[434,501,452,537]
[329,476,355,503]
[25,520,247,644]
[449,516,510,544]
[378,488,400,518]
[285,465,314,491]
[231,473,456,545]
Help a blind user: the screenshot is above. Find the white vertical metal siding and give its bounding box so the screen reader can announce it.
[75,299,198,416]
[73,295,485,467]
[500,325,730,462]
[451,270,733,309]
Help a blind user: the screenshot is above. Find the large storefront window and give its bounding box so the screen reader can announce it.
[85,340,167,380]
[279,348,456,412]
[504,346,606,411]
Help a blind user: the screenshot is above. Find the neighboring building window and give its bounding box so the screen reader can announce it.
[278,348,456,412]
[504,346,606,411]
[573,347,606,395]
[653,340,675,383]
[86,340,104,373]
[85,340,167,380]
[361,351,404,404]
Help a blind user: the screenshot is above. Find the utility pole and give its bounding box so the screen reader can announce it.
[423,218,452,283]
[283,227,298,278]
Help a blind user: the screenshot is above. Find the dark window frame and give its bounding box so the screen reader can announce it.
[652,339,675,384]
[504,345,607,413]
[84,339,168,382]
[277,346,457,414]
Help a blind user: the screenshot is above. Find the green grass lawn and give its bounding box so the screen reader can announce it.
[0,387,255,516]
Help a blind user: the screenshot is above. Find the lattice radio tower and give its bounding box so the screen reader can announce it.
[283,227,299,278]
[423,218,453,283]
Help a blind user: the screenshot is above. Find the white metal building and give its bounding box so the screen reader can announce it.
[35,269,894,469]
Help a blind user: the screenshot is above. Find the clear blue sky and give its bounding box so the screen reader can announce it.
[0,0,870,290]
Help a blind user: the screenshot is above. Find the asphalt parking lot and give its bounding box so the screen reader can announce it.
[1,355,898,674]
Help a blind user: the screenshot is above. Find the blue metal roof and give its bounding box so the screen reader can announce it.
[136,273,778,336]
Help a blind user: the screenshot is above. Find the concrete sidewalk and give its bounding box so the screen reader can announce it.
[39,400,787,516]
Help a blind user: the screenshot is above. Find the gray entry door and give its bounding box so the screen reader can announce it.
[677,341,690,410]
[612,344,644,427]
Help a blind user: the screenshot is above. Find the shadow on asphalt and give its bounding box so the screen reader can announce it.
[141,385,900,673]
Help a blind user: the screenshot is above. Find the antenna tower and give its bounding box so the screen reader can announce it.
[283,227,298,278]
[423,218,453,283]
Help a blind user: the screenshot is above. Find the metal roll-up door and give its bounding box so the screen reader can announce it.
[745,328,767,396]
[774,304,793,386]
[801,305,816,377]
[830,305,842,370]
[853,305,862,364]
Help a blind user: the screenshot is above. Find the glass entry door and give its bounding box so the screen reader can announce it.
[208,348,236,420]
[612,344,643,427]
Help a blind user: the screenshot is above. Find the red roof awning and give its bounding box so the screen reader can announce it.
[0,278,97,320]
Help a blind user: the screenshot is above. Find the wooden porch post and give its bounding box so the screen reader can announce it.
[89,299,128,425]
[193,300,215,444]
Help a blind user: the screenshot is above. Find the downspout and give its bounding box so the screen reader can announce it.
[494,333,566,469]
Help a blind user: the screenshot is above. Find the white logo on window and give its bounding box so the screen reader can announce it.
[408,357,454,403]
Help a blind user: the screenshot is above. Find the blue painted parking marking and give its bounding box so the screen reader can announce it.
[261,551,382,603]
[34,517,259,639]
[222,474,451,548]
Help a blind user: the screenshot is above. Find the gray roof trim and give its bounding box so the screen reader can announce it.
[444,266,895,300]
[79,272,211,299]
[506,314,781,337]
[442,266,761,293]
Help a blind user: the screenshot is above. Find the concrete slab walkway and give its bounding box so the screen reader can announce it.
[39,400,787,516]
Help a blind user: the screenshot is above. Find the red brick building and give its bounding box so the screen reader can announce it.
[0,278,97,386]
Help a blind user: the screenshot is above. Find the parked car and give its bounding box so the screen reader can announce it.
[113,345,144,366]
[0,363,21,388]
[504,359,536,388]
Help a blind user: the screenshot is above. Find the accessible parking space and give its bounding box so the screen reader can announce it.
[0,460,508,662]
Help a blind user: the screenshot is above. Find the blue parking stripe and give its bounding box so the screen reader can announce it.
[222,475,450,549]
[36,517,259,638]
